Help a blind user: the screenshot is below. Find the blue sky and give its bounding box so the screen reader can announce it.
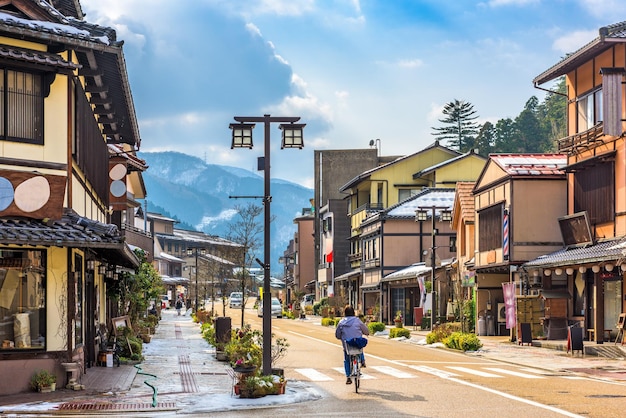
[81,0,626,188]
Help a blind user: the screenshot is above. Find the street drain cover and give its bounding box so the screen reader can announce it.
[58,401,177,411]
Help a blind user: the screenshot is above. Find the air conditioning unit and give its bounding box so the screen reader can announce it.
[497,303,506,323]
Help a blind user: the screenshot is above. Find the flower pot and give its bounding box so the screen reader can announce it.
[268,381,286,395]
[39,382,56,393]
[233,365,257,374]
[234,384,241,395]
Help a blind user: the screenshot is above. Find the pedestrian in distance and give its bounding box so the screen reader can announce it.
[335,305,369,384]
[175,297,183,316]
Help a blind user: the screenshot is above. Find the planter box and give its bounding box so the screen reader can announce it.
[39,382,56,393]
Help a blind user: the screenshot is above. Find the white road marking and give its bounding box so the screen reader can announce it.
[288,331,584,417]
[294,368,333,381]
[409,365,460,378]
[484,367,544,379]
[332,367,375,379]
[371,365,415,378]
[447,366,502,377]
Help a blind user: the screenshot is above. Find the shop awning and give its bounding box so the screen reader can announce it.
[334,270,360,282]
[0,211,140,268]
[522,236,626,270]
[361,283,380,292]
[382,263,431,282]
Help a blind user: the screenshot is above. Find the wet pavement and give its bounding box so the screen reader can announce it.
[1,310,625,416]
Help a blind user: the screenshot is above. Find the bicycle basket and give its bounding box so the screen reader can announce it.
[344,340,364,355]
[346,345,363,355]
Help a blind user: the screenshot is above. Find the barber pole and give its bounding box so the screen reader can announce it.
[503,210,509,260]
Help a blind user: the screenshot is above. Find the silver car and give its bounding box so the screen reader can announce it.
[257,297,282,318]
[229,292,243,309]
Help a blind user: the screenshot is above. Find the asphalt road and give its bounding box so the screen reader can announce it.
[217,299,626,418]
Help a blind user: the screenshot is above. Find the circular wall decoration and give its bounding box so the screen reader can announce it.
[14,176,50,212]
[109,163,127,180]
[0,176,14,211]
[110,179,126,197]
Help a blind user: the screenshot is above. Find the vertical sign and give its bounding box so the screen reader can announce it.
[503,210,509,260]
[502,282,516,329]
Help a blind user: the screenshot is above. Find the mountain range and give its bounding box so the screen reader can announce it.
[137,151,314,275]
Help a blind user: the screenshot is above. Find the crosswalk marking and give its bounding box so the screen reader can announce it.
[409,365,460,378]
[294,368,333,381]
[294,365,566,382]
[446,366,502,377]
[332,367,375,379]
[370,365,415,378]
[484,367,544,379]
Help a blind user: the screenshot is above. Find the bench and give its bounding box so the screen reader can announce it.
[587,328,612,342]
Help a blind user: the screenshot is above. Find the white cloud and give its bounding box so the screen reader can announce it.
[397,59,423,68]
[553,29,598,54]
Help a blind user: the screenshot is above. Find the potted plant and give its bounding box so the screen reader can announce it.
[394,311,404,328]
[225,325,262,373]
[30,369,57,392]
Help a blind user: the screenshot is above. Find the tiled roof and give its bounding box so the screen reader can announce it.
[489,154,567,176]
[0,213,118,246]
[384,188,455,219]
[522,237,626,269]
[0,44,79,70]
[454,182,475,222]
[0,12,112,45]
[0,212,139,267]
[108,144,148,171]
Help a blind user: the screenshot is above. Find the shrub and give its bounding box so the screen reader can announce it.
[426,322,462,344]
[367,321,386,334]
[321,317,336,327]
[444,332,483,352]
[389,327,411,338]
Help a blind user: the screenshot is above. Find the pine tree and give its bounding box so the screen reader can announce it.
[474,121,495,156]
[431,99,481,152]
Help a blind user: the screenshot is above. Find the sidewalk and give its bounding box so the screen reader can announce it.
[1,312,625,415]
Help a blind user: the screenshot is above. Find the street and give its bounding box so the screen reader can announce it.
[217,299,626,417]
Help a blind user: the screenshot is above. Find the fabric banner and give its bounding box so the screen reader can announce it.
[502,282,517,329]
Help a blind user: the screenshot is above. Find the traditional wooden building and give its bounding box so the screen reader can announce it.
[524,21,626,343]
[0,1,148,394]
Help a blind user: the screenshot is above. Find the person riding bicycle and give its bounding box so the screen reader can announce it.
[335,305,369,384]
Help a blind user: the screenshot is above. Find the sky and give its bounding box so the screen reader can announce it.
[80,0,626,189]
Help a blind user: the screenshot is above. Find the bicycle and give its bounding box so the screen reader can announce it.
[344,340,363,393]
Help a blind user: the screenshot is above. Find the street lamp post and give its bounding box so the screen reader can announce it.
[230,114,305,375]
[187,247,206,313]
[416,206,452,331]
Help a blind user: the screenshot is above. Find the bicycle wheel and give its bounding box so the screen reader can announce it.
[352,355,360,393]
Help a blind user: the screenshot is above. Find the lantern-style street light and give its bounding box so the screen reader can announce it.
[229,114,305,375]
[416,206,452,331]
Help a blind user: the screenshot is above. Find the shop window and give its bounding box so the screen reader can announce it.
[0,249,46,350]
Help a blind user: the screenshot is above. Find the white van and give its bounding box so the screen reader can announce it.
[229,292,243,309]
[302,293,315,306]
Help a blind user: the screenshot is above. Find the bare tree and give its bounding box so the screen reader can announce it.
[226,203,263,327]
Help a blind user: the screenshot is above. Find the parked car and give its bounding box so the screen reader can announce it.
[258,297,282,318]
[302,293,315,306]
[229,292,243,309]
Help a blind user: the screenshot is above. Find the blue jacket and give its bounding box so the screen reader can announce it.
[335,316,370,342]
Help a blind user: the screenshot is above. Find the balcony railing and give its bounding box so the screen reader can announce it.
[558,122,604,152]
